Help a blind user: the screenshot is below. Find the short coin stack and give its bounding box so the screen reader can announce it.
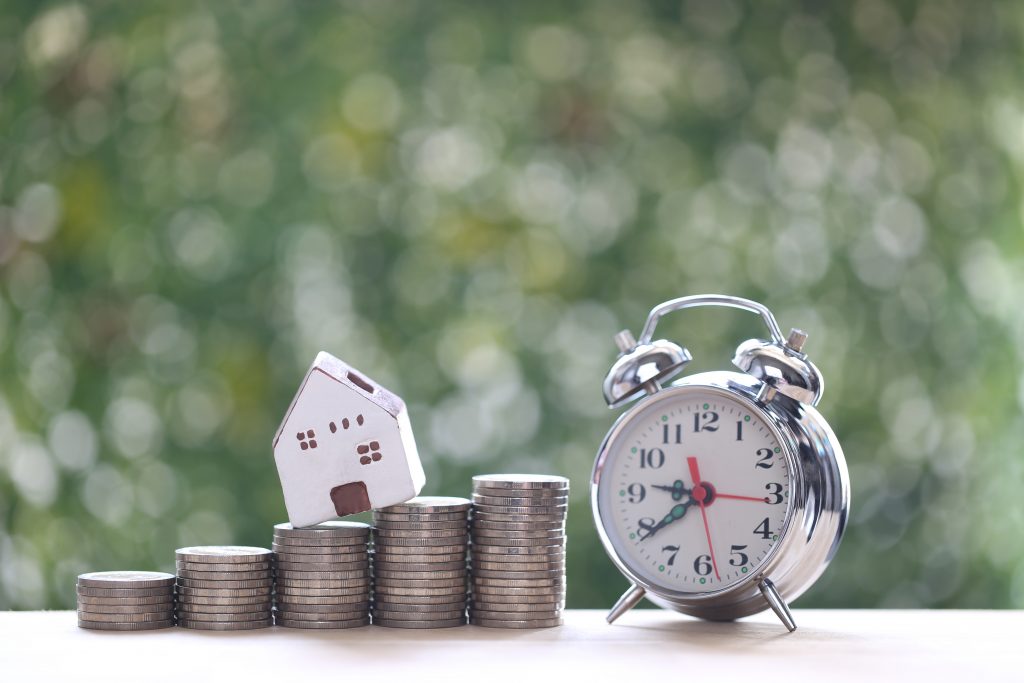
[469,474,569,628]
[371,496,470,628]
[175,546,273,630]
[272,522,371,629]
[77,571,175,631]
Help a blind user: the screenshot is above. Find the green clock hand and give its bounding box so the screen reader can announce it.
[640,501,694,540]
[651,480,690,501]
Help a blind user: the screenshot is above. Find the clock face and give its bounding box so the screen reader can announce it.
[596,386,793,595]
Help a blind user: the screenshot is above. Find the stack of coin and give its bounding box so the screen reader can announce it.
[175,546,273,630]
[469,474,569,628]
[77,571,175,631]
[371,496,470,628]
[272,522,371,629]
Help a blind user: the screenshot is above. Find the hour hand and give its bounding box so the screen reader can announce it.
[640,501,693,540]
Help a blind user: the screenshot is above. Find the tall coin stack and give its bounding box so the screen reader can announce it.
[175,546,273,630]
[469,474,569,628]
[272,522,372,629]
[77,571,175,631]
[371,496,471,628]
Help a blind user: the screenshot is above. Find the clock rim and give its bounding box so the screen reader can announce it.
[591,378,803,603]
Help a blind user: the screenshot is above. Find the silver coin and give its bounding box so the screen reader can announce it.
[470,600,564,612]
[176,569,271,581]
[176,610,272,622]
[273,551,369,563]
[471,527,565,539]
[372,609,465,621]
[470,616,563,628]
[175,546,272,563]
[470,608,561,620]
[472,495,569,507]
[472,486,569,499]
[76,610,173,623]
[471,520,566,532]
[373,555,466,567]
[470,551,564,563]
[275,570,371,582]
[373,617,465,629]
[272,535,369,549]
[274,560,369,572]
[371,592,469,605]
[472,560,565,572]
[371,520,468,531]
[77,571,176,589]
[471,577,565,588]
[473,585,569,593]
[176,577,273,589]
[471,568,564,580]
[373,586,468,597]
[470,537,565,549]
[370,543,467,554]
[178,618,273,630]
[77,594,175,607]
[273,521,372,538]
[374,537,468,548]
[175,593,271,605]
[376,496,472,514]
[273,608,369,622]
[275,579,372,591]
[275,592,371,605]
[78,619,174,631]
[276,617,369,629]
[274,585,370,593]
[372,560,466,572]
[374,577,466,589]
[273,601,370,614]
[472,474,569,489]
[471,512,566,524]
[374,527,468,539]
[373,569,467,580]
[176,586,272,598]
[372,511,468,523]
[371,600,466,613]
[175,561,271,573]
[177,601,272,614]
[470,504,567,516]
[471,544,564,556]
[77,602,174,615]
[77,586,173,598]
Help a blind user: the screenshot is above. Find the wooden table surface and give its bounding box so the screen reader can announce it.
[1,609,1021,681]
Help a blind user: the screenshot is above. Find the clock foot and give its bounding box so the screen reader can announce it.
[758,576,796,632]
[606,584,646,624]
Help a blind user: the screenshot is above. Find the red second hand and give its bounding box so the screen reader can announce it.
[687,456,721,581]
[715,493,769,502]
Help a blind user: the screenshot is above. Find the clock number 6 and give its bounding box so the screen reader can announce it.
[693,554,713,576]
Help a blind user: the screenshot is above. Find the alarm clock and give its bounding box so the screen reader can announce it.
[591,294,850,631]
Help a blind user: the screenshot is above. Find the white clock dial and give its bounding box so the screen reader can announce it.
[597,387,792,594]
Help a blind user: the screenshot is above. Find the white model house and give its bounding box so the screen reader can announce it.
[272,352,425,526]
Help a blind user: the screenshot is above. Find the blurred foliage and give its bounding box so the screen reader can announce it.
[2,0,1024,612]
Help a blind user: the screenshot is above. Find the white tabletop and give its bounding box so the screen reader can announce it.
[2,609,1021,682]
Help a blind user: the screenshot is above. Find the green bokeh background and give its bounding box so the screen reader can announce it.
[2,0,1024,611]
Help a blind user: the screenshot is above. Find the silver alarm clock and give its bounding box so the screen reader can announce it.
[591,294,850,631]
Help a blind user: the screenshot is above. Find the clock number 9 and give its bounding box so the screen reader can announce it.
[764,482,783,504]
[638,448,665,469]
[626,483,646,503]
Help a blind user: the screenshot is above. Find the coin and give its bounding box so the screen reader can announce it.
[273,601,370,614]
[177,610,271,622]
[470,551,564,563]
[470,505,568,516]
[373,569,467,580]
[472,486,568,499]
[470,528,565,539]
[176,569,271,581]
[469,608,561,620]
[374,577,466,589]
[373,586,468,597]
[274,586,370,598]
[471,495,569,507]
[372,561,466,572]
[372,609,465,621]
[371,520,468,531]
[78,602,174,614]
[275,617,369,629]
[76,610,174,623]
[177,601,272,614]
[472,560,565,572]
[372,511,468,523]
[275,578,372,589]
[76,594,176,607]
[370,543,467,555]
[372,592,469,605]
[77,571,176,589]
[272,536,370,548]
[471,568,564,580]
[175,561,272,572]
[174,593,271,605]
[77,586,173,598]
[273,608,369,621]
[272,550,369,562]
[472,474,569,490]
[273,521,372,538]
[470,521,566,531]
[78,619,175,631]
[274,561,369,572]
[471,543,564,555]
[470,600,564,611]
[175,586,272,598]
[371,600,466,612]
[374,528,468,539]
[274,570,371,582]
[470,512,566,523]
[376,496,472,513]
[275,593,371,606]
[373,617,465,629]
[472,575,564,587]
[175,546,272,563]
[470,537,566,548]
[373,536,468,548]
[470,616,563,628]
[178,618,273,630]
[176,577,273,589]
